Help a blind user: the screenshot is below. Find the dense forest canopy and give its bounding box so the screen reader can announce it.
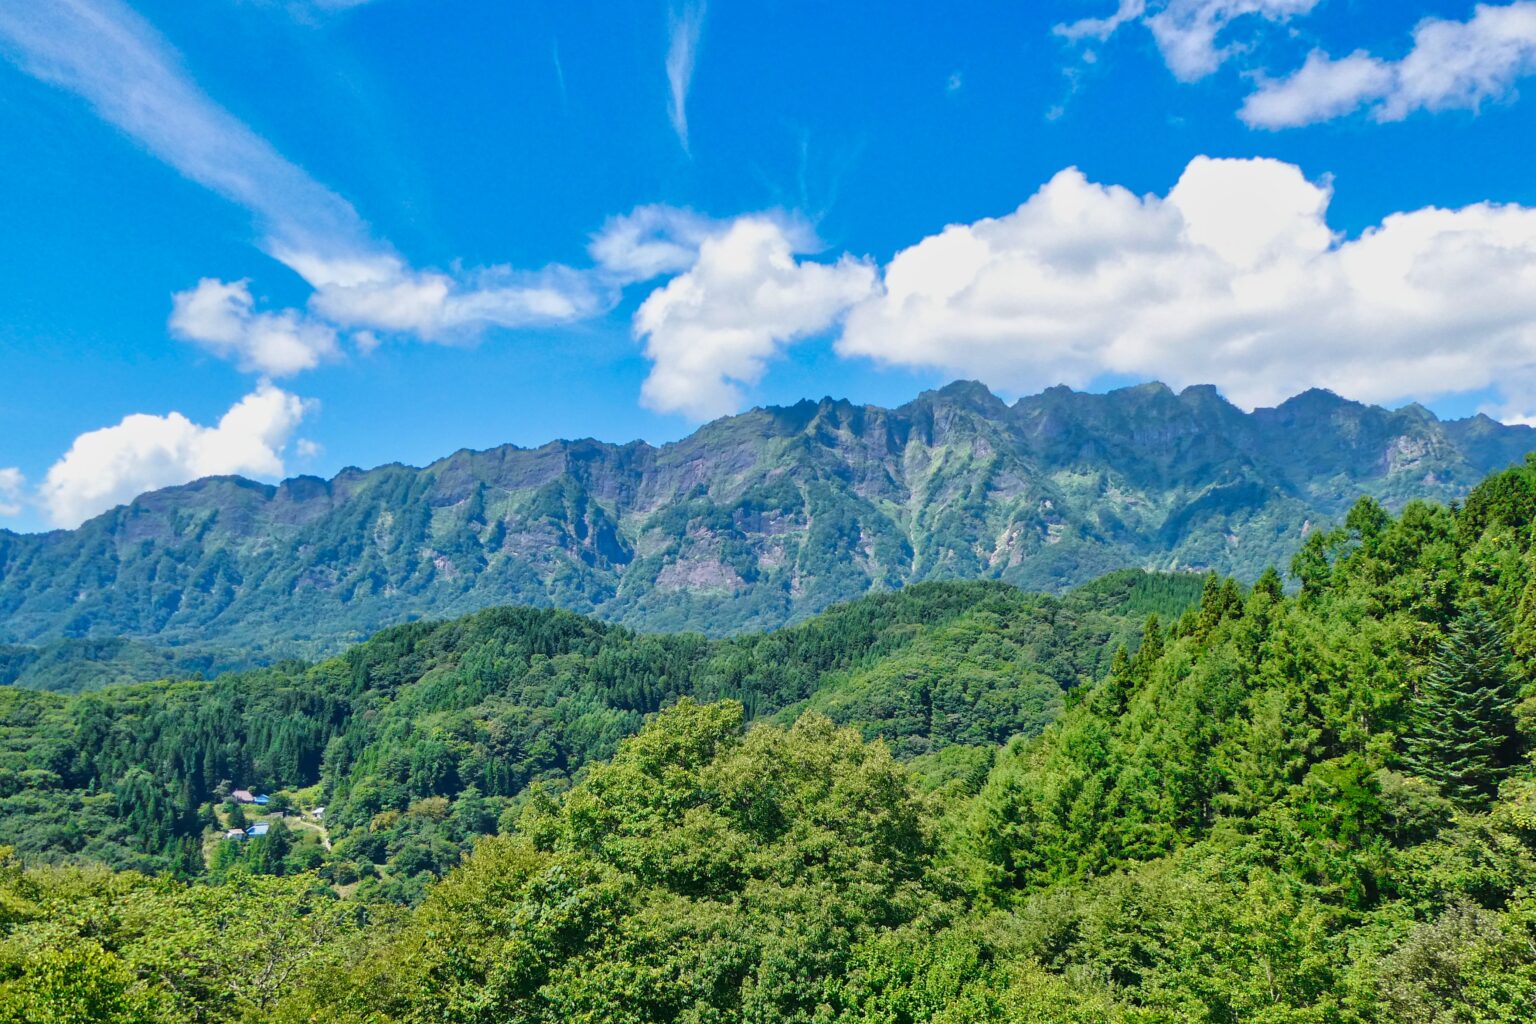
[10,455,1536,1020]
[0,571,1197,893]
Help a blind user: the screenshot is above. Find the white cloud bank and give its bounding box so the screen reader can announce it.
[1241,2,1536,128]
[634,217,876,419]
[595,156,1536,423]
[38,383,311,529]
[833,156,1536,414]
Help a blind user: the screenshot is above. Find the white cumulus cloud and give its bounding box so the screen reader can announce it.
[1242,2,1536,128]
[170,278,339,376]
[634,217,877,419]
[1239,51,1396,128]
[836,155,1536,415]
[0,468,24,518]
[38,383,311,529]
[589,205,719,284]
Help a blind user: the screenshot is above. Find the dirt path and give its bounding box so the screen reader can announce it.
[285,814,332,851]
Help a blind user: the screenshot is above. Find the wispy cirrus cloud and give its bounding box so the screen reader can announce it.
[0,0,368,261]
[1055,0,1147,45]
[0,0,605,525]
[0,0,599,361]
[666,1,707,153]
[1057,0,1320,81]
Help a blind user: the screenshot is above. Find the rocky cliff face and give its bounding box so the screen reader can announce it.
[1,381,1530,656]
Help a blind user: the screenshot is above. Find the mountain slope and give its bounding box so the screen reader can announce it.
[1,380,1529,666]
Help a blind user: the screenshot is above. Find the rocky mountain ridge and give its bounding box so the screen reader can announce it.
[1,380,1529,662]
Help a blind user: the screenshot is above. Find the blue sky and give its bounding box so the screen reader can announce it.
[3,0,1536,531]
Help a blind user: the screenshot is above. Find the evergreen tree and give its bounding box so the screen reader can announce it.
[1132,614,1163,674]
[1093,644,1135,716]
[224,802,247,830]
[249,822,293,876]
[1401,606,1522,805]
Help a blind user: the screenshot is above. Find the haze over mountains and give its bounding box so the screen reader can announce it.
[1,380,1532,685]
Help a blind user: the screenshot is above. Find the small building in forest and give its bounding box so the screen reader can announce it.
[246,822,270,838]
[224,829,248,841]
[231,789,256,804]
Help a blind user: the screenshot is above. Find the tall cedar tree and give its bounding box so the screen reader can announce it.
[1402,606,1521,805]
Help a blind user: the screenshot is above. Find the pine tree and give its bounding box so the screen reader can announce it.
[1092,644,1135,716]
[1401,606,1521,805]
[1134,615,1164,671]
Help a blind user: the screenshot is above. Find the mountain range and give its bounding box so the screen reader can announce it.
[2,379,1532,686]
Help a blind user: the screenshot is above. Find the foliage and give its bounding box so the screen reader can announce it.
[14,454,1536,1019]
[0,848,374,1024]
[0,575,1192,888]
[1401,605,1523,805]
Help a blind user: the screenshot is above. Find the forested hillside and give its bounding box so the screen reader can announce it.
[0,571,1196,895]
[2,381,1529,687]
[9,459,1536,1020]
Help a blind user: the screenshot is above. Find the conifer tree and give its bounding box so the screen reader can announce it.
[1401,606,1521,805]
[1134,615,1164,672]
[1093,643,1135,716]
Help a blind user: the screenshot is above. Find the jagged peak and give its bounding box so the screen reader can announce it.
[274,475,332,501]
[1117,380,1176,398]
[907,379,1009,416]
[1270,387,1359,413]
[17,380,1536,543]
[1395,401,1439,423]
[933,379,998,400]
[1447,410,1532,433]
[1020,381,1184,408]
[897,380,1007,420]
[131,475,276,501]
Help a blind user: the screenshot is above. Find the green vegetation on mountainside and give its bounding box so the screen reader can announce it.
[14,455,1536,1020]
[0,572,1197,897]
[2,381,1530,690]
